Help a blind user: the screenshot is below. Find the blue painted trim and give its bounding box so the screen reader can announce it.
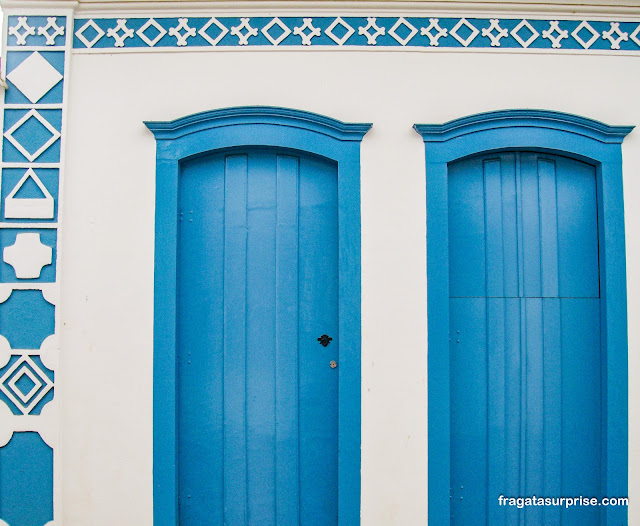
[71,16,640,51]
[414,109,633,526]
[145,106,371,141]
[414,109,634,144]
[146,106,370,526]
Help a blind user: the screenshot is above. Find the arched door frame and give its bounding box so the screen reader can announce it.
[145,107,371,525]
[414,110,633,526]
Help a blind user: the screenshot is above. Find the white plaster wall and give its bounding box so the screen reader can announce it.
[61,46,640,525]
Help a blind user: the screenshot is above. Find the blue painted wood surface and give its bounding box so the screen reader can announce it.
[415,110,631,526]
[448,152,602,525]
[147,107,368,525]
[177,149,339,525]
[0,432,53,526]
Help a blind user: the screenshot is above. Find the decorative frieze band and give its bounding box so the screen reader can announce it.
[61,16,640,51]
[1,12,71,526]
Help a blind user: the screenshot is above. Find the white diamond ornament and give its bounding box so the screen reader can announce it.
[6,52,62,104]
[389,17,417,46]
[572,21,599,49]
[3,233,53,279]
[450,18,479,47]
[0,355,53,415]
[631,24,640,48]
[262,17,291,46]
[137,18,167,47]
[325,17,355,46]
[4,169,54,219]
[8,366,42,404]
[75,19,105,48]
[4,110,61,162]
[199,17,229,46]
[511,19,539,48]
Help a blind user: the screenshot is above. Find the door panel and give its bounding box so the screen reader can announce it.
[177,149,339,525]
[448,153,599,299]
[449,152,602,525]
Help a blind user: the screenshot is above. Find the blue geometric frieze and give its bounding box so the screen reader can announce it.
[3,109,62,164]
[0,290,55,349]
[1,230,56,282]
[2,168,59,223]
[7,16,66,48]
[73,17,640,51]
[0,432,54,526]
[0,355,54,415]
[5,51,65,105]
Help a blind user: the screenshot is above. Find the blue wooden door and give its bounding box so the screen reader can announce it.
[448,152,602,525]
[177,148,339,525]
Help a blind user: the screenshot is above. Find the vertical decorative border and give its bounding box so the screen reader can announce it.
[0,4,74,525]
[145,107,370,525]
[414,110,633,526]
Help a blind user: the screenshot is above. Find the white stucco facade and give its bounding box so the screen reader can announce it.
[0,1,638,524]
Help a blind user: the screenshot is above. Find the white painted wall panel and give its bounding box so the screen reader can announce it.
[61,47,640,525]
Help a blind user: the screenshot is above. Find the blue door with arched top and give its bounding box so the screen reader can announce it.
[177,148,339,525]
[448,151,602,525]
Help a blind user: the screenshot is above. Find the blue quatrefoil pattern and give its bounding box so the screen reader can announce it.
[70,16,640,51]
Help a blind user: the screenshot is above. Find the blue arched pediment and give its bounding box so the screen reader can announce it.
[145,106,372,141]
[145,106,371,162]
[414,109,633,143]
[414,109,633,164]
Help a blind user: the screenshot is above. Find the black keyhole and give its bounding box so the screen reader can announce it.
[318,334,332,347]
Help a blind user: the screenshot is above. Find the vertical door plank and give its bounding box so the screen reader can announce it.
[246,151,278,525]
[538,158,560,298]
[542,298,561,526]
[484,159,504,297]
[298,155,339,526]
[500,154,519,299]
[448,158,486,297]
[561,298,602,524]
[556,159,600,298]
[524,298,544,525]
[223,154,249,526]
[275,155,301,525]
[177,154,226,524]
[520,153,542,298]
[503,298,522,526]
[487,298,506,525]
[449,297,488,525]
